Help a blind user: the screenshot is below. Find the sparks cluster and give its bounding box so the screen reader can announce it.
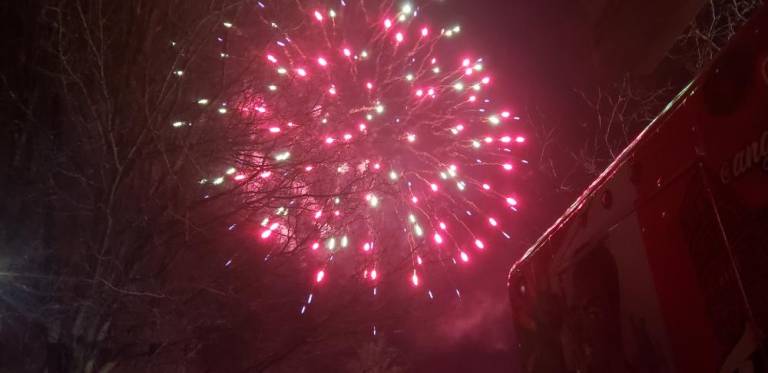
[188,1,526,312]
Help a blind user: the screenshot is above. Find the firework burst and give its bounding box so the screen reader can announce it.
[193,1,526,312]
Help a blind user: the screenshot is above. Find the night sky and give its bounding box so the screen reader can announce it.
[1,0,743,371]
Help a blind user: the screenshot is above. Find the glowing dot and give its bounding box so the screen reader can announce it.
[389,171,399,180]
[218,107,227,114]
[484,136,494,143]
[268,127,281,133]
[430,183,438,192]
[432,66,441,74]
[267,54,278,63]
[343,48,352,57]
[360,50,368,58]
[277,67,287,74]
[261,230,272,239]
[364,242,371,251]
[171,121,186,128]
[375,104,384,113]
[197,98,209,105]
[406,133,416,142]
[275,152,290,161]
[482,183,491,190]
[506,197,518,206]
[501,111,511,118]
[489,218,498,226]
[359,123,366,131]
[465,68,474,76]
[329,9,336,18]
[421,27,429,37]
[402,4,413,14]
[327,238,336,250]
[314,10,324,21]
[411,196,418,203]
[502,163,513,171]
[260,171,272,178]
[369,195,379,207]
[462,58,470,67]
[434,233,443,244]
[460,251,469,262]
[482,76,491,84]
[516,136,526,143]
[417,256,423,265]
[488,115,500,125]
[317,57,328,66]
[453,82,464,91]
[395,32,404,43]
[328,86,337,95]
[439,222,447,230]
[405,73,414,81]
[427,88,435,96]
[500,136,511,143]
[305,166,313,171]
[384,18,393,29]
[316,270,325,283]
[343,133,352,141]
[268,85,278,91]
[325,137,335,144]
[411,271,419,286]
[296,68,307,77]
[213,177,224,185]
[415,89,424,97]
[223,21,233,28]
[475,239,485,249]
[370,269,378,280]
[341,235,348,248]
[366,82,374,90]
[312,242,320,250]
[234,174,246,181]
[174,70,184,76]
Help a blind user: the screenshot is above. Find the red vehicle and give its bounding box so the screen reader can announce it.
[508,7,768,373]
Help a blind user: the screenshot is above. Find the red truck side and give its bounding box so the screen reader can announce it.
[508,7,768,373]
